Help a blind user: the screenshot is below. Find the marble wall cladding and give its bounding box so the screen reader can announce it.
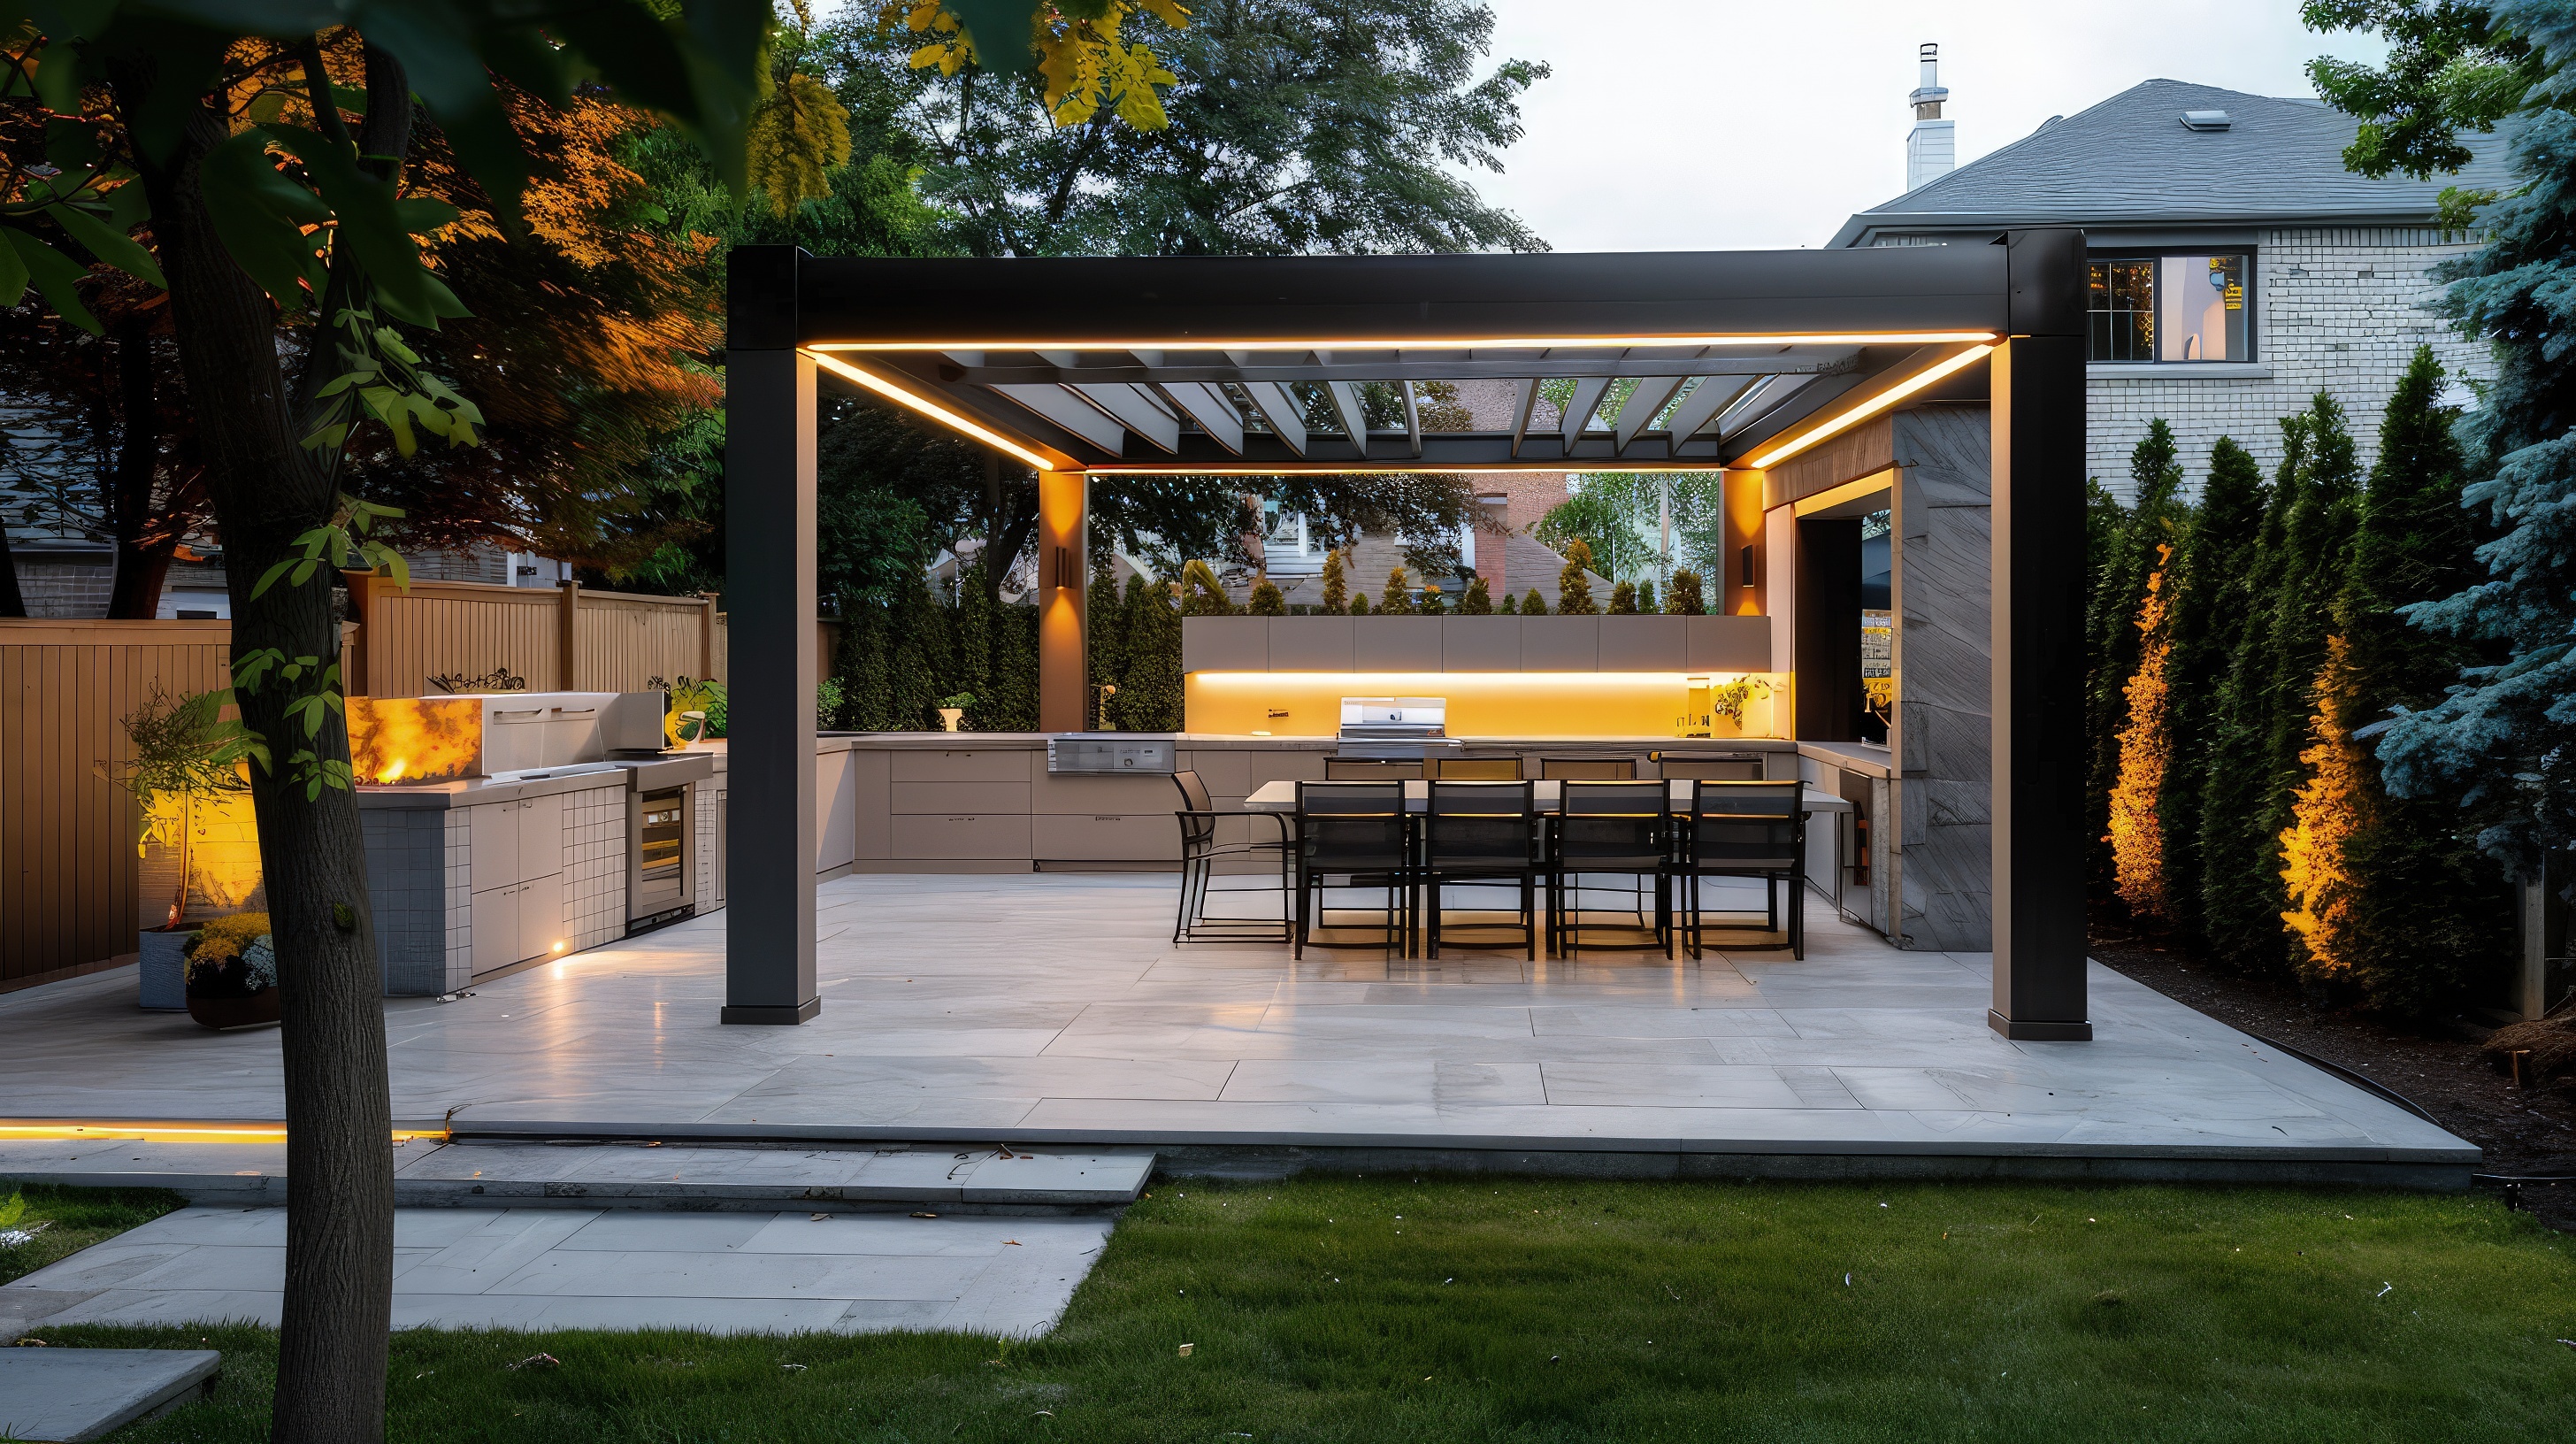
[1889,405,1994,952]
[364,808,454,995]
[563,784,629,949]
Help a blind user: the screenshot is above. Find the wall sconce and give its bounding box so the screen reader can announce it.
[1739,544,1757,588]
[1053,546,1075,589]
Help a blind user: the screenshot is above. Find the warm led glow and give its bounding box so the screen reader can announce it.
[1743,343,1996,470]
[805,350,1063,471]
[810,331,2001,353]
[1085,461,1729,476]
[0,1121,452,1144]
[1185,671,1782,739]
[347,696,483,784]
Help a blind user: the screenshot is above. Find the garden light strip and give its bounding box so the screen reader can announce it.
[0,1120,452,1144]
[1742,343,1997,471]
[809,331,2002,352]
[804,350,1063,472]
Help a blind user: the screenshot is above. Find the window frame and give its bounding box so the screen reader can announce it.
[2086,250,2257,365]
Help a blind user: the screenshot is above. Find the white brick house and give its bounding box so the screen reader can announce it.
[1831,80,2510,499]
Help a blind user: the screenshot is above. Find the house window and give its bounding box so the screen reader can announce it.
[2088,254,2250,362]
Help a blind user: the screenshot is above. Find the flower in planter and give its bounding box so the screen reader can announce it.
[185,911,277,997]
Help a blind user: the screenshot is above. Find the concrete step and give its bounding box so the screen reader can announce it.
[0,1139,1155,1212]
[0,1348,221,1440]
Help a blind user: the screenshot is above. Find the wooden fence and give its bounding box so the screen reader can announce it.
[347,572,721,698]
[1,580,772,991]
[1,619,233,989]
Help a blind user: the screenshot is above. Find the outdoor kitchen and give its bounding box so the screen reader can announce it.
[345,690,717,996]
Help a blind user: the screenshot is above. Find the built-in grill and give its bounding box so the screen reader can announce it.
[1334,696,1463,760]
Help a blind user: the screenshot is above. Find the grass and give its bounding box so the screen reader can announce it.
[32,1175,2576,1443]
[0,1183,182,1288]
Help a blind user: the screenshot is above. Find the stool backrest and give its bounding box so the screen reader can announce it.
[1555,780,1668,864]
[1422,780,1537,867]
[1539,756,1634,780]
[1171,770,1217,848]
[1296,780,1408,870]
[1327,757,1424,780]
[1688,780,1802,869]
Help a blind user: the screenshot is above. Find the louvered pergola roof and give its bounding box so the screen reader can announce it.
[773,247,2013,473]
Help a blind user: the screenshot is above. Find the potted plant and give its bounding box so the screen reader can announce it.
[182,911,280,1030]
[663,676,727,748]
[938,693,975,732]
[97,686,257,1010]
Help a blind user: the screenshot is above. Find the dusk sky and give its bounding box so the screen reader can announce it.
[1470,0,2393,251]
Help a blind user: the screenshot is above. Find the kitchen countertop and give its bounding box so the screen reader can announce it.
[802,733,1796,752]
[354,753,711,810]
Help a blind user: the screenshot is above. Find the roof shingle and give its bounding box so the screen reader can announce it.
[1831,78,2513,245]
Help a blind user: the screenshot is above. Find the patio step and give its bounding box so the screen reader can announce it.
[0,1141,1155,1212]
[392,1141,1155,1210]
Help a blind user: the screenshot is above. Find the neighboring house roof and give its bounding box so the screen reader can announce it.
[1829,78,2515,248]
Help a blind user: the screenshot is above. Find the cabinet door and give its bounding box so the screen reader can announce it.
[518,793,564,884]
[469,803,518,893]
[470,885,518,976]
[517,870,565,962]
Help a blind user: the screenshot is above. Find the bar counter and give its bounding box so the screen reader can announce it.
[778,732,1800,874]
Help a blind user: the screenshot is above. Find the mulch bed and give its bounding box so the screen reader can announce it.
[2089,910,2576,1231]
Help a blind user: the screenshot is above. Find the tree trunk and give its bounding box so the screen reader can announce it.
[115,55,395,1444]
[105,315,178,618]
[0,526,26,617]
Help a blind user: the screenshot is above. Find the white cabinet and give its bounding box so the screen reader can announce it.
[465,793,568,975]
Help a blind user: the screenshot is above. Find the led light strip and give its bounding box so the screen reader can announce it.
[810,331,2000,354]
[805,351,1064,472]
[0,1121,452,1144]
[1741,343,1997,472]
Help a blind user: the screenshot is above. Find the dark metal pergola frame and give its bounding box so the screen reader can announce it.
[723,231,2091,1041]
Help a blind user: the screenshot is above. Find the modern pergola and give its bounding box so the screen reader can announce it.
[724,231,2091,1041]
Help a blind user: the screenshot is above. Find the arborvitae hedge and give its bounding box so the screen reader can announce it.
[1116,578,1184,730]
[2198,411,2312,974]
[2156,435,2267,945]
[2086,419,2189,902]
[1666,570,1706,615]
[1608,580,1637,614]
[1377,566,1414,614]
[1557,540,1598,614]
[1522,588,1546,615]
[1247,575,1286,615]
[1460,576,1492,613]
[1319,548,1348,614]
[2289,348,2509,1013]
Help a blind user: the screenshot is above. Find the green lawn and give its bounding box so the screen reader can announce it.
[0,1183,182,1288]
[35,1176,2576,1443]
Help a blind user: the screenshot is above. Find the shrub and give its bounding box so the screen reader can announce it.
[1608,580,1637,614]
[1377,566,1414,614]
[1495,588,1517,614]
[1350,591,1371,615]
[1247,576,1286,615]
[1522,588,1546,615]
[1666,570,1706,615]
[1460,576,1492,614]
[1319,548,1348,614]
[1557,540,1598,614]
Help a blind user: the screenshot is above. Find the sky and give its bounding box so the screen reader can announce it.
[1470,0,2393,252]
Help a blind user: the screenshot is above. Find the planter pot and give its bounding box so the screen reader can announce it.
[187,989,280,1031]
[137,929,198,1011]
[939,708,964,733]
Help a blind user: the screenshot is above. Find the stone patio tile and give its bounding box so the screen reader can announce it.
[1540,1062,1861,1110]
[1527,1006,1798,1038]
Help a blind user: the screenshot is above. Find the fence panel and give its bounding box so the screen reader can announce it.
[572,588,717,692]
[355,575,564,698]
[0,619,232,989]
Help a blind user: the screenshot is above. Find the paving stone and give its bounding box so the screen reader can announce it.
[0,1348,220,1441]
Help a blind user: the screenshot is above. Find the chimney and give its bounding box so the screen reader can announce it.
[1906,42,1954,192]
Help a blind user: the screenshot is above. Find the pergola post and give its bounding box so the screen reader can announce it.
[1037,470,1089,732]
[722,244,820,1025]
[1988,227,2090,1041]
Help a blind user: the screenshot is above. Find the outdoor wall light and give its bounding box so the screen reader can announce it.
[1742,343,1995,471]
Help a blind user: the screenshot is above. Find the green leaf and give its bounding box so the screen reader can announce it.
[4,227,102,333]
[198,133,326,309]
[251,557,297,598]
[260,124,442,321]
[45,201,163,288]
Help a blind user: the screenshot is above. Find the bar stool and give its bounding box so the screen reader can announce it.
[1419,780,1543,959]
[1549,780,1674,957]
[1678,780,1806,959]
[1293,780,1412,958]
